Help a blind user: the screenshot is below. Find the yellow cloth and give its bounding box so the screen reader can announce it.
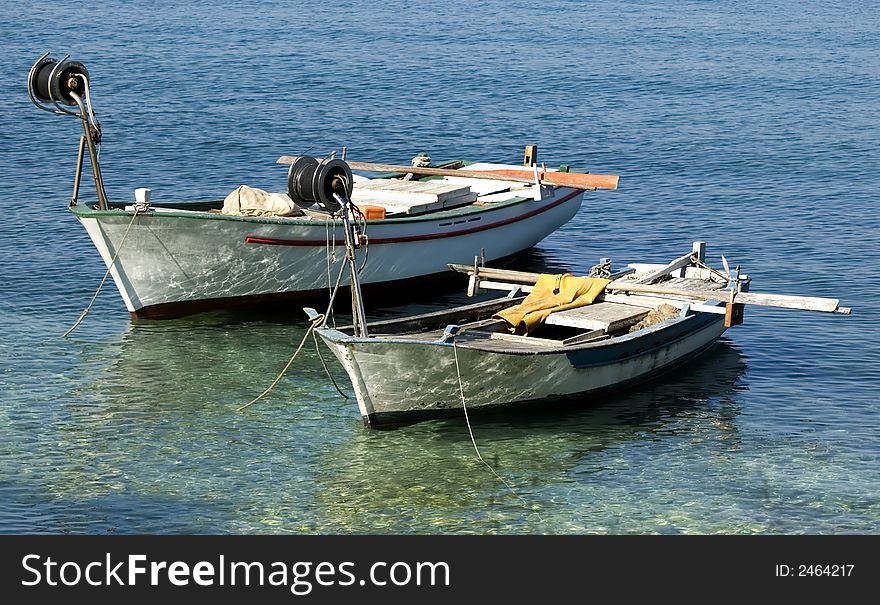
[494,274,611,335]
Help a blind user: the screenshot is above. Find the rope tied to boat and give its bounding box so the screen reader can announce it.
[312,331,350,400]
[451,339,531,510]
[589,258,613,279]
[63,207,139,337]
[239,250,355,412]
[403,153,432,180]
[324,220,338,327]
[237,313,327,412]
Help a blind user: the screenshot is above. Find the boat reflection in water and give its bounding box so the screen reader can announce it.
[42,318,746,533]
[306,340,749,533]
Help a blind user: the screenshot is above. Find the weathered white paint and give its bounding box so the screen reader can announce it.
[320,314,727,425]
[74,186,585,315]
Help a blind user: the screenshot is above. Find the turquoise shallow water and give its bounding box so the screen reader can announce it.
[0,0,878,533]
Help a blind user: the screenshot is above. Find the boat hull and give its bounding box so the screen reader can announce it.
[72,188,584,318]
[318,312,727,427]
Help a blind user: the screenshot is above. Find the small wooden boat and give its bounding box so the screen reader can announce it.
[311,242,850,427]
[28,53,618,319]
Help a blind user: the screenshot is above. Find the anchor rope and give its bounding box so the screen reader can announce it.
[311,206,367,401]
[452,340,530,509]
[237,315,325,412]
[239,252,350,412]
[325,221,333,291]
[322,245,350,324]
[63,207,139,337]
[313,331,351,400]
[324,220,337,327]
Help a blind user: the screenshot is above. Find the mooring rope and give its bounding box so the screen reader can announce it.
[63,208,139,337]
[237,315,325,412]
[238,254,351,412]
[452,340,530,509]
[312,331,350,400]
[324,220,338,327]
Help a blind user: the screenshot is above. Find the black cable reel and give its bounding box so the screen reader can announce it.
[28,54,91,111]
[28,52,110,209]
[286,156,353,213]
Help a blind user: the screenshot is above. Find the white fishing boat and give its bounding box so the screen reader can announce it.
[28,53,618,319]
[310,238,851,427]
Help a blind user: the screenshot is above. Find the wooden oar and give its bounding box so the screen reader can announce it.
[605,282,851,314]
[447,265,541,284]
[446,264,851,314]
[277,156,619,190]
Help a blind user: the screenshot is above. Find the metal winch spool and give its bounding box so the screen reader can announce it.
[29,54,90,108]
[28,52,109,209]
[287,156,353,213]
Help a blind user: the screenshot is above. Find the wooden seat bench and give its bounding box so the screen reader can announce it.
[544,301,653,333]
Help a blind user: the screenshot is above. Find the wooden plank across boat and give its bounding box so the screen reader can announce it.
[545,302,653,332]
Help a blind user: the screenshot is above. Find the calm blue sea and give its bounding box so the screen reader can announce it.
[0,0,877,533]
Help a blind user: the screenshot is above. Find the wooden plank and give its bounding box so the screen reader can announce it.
[486,168,618,190]
[562,329,609,346]
[488,332,561,346]
[725,302,745,327]
[474,280,535,294]
[459,318,507,332]
[602,293,726,315]
[277,157,619,190]
[607,282,847,313]
[545,301,651,332]
[354,179,475,201]
[730,291,848,314]
[634,252,695,284]
[447,264,541,284]
[351,180,478,214]
[448,263,850,314]
[451,264,635,286]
